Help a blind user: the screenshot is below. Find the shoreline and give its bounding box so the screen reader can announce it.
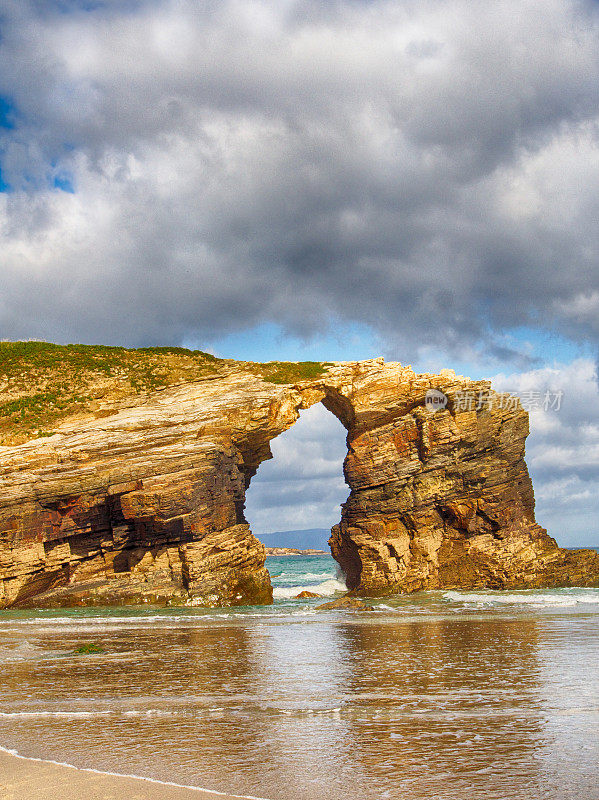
[0,746,272,800]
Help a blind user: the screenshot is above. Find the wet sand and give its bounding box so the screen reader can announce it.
[0,750,268,800]
[1,585,598,800]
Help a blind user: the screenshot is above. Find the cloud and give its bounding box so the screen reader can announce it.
[0,0,598,360]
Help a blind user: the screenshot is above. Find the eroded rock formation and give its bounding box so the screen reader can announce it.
[1,358,598,607]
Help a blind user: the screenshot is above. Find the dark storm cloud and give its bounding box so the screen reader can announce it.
[1,0,599,359]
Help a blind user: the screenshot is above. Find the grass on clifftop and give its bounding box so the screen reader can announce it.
[0,341,331,445]
[0,341,224,445]
[257,360,330,384]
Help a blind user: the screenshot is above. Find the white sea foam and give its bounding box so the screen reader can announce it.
[277,571,335,581]
[0,711,112,719]
[273,577,347,599]
[277,707,342,715]
[0,641,49,661]
[443,590,599,607]
[0,614,227,628]
[0,744,273,799]
[0,615,173,626]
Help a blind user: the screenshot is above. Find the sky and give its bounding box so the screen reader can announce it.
[1,0,598,545]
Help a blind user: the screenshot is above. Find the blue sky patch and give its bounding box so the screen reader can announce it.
[184,320,592,386]
[184,321,381,364]
[53,173,75,193]
[0,97,17,130]
[0,165,10,192]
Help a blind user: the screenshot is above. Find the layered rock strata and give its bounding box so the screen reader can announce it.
[1,358,597,608]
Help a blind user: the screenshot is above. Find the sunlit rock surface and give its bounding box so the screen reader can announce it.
[1,358,598,607]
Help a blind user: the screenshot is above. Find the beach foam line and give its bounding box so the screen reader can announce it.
[443,590,599,606]
[0,613,269,629]
[0,744,274,800]
[0,614,206,625]
[0,711,113,719]
[276,707,342,715]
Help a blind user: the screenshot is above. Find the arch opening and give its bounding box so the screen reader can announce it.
[243,402,350,600]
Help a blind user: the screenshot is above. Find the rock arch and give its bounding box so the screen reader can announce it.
[1,359,598,608]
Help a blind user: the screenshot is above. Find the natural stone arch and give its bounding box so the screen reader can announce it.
[1,359,598,608]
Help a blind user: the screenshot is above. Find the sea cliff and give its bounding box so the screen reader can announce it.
[1,343,597,608]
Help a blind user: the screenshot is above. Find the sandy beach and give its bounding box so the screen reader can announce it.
[0,750,267,800]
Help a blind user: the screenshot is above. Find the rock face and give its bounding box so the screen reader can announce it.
[1,358,598,608]
[316,597,374,611]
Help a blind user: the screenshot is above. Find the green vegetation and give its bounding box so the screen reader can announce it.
[259,360,330,384]
[0,340,224,444]
[73,643,105,654]
[0,341,220,386]
[0,391,87,434]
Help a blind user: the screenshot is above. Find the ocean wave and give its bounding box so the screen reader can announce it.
[0,707,249,720]
[0,614,236,628]
[273,577,347,600]
[0,615,175,626]
[442,590,599,607]
[275,571,335,583]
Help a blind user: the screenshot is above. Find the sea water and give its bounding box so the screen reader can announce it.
[268,554,347,599]
[0,553,598,800]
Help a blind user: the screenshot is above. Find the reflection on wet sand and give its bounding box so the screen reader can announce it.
[330,619,544,800]
[0,609,597,800]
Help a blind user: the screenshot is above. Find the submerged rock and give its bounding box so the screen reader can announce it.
[1,352,598,609]
[316,597,374,611]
